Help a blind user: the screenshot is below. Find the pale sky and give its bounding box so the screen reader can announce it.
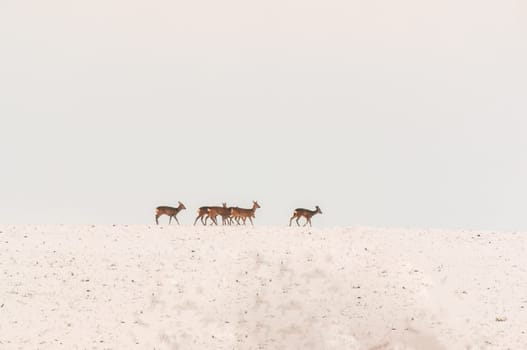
[1,0,526,229]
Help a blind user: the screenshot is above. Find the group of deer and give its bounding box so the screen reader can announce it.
[155,201,322,227]
[194,201,261,226]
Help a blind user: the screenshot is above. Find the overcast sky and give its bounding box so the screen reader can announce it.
[1,0,526,229]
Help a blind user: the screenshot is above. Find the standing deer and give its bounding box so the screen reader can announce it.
[207,203,232,225]
[230,201,261,226]
[155,201,186,225]
[289,206,322,227]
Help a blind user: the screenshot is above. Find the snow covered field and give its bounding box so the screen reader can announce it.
[1,225,526,349]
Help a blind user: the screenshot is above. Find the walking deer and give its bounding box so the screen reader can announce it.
[289,206,322,227]
[155,201,186,225]
[194,206,211,225]
[230,201,261,226]
[207,203,232,225]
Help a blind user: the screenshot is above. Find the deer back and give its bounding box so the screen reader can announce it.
[156,206,177,216]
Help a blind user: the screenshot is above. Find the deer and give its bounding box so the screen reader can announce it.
[230,201,261,226]
[289,206,322,227]
[194,203,228,225]
[207,203,233,225]
[155,201,186,225]
[194,206,211,225]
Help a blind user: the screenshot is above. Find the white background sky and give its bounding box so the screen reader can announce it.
[1,0,526,229]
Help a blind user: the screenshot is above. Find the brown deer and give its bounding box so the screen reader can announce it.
[206,203,232,225]
[194,206,211,225]
[155,201,186,225]
[230,201,261,226]
[289,206,322,227]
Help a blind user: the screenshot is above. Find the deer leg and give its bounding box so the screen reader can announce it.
[193,215,201,225]
[156,215,160,225]
[289,215,295,226]
[296,217,301,226]
[169,216,172,224]
[249,217,254,226]
[175,216,180,225]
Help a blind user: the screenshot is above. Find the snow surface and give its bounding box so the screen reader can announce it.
[1,225,526,349]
